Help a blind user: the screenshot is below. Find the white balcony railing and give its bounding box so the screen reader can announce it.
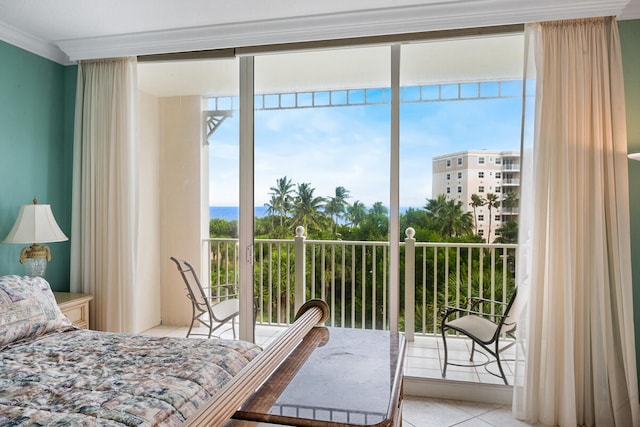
[206,227,517,341]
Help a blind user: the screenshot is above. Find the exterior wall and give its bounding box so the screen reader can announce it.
[0,41,74,290]
[159,95,205,327]
[432,150,520,241]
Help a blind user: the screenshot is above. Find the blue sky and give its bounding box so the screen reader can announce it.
[208,89,524,210]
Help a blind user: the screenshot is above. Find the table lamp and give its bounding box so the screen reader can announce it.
[2,197,68,277]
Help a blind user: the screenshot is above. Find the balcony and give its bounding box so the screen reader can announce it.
[204,227,517,399]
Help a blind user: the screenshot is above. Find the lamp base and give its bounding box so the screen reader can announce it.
[19,243,51,278]
[24,257,48,277]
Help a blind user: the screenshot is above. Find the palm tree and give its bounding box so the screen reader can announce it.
[469,193,485,235]
[485,192,500,243]
[264,194,279,227]
[425,194,473,238]
[268,176,294,227]
[501,190,519,213]
[346,200,367,227]
[494,219,518,244]
[324,186,350,234]
[291,183,326,234]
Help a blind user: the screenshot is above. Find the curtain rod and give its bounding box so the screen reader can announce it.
[137,23,524,62]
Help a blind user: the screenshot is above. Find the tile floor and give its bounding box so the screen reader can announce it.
[142,324,531,427]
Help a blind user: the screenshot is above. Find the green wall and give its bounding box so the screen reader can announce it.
[0,41,75,290]
[620,19,640,388]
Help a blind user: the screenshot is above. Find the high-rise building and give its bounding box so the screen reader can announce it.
[432,150,520,242]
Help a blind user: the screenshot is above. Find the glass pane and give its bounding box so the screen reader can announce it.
[254,46,391,329]
[399,34,524,338]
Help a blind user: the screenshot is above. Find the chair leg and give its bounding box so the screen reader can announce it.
[232,317,237,340]
[187,305,197,338]
[441,328,449,379]
[186,319,195,338]
[495,341,508,385]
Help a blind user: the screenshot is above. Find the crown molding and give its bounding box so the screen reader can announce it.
[620,1,640,19]
[56,0,631,61]
[1,0,633,63]
[0,21,70,65]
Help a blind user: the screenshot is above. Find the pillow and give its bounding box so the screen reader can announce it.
[0,275,73,347]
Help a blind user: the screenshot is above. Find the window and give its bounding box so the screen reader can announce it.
[496,172,501,179]
[457,157,463,165]
[457,186,462,193]
[496,187,501,193]
[447,187,450,193]
[446,159,451,167]
[478,171,484,178]
[478,157,485,164]
[496,158,502,165]
[479,186,485,193]
[478,229,484,236]
[495,215,501,221]
[446,173,450,180]
[457,172,462,179]
[478,215,484,221]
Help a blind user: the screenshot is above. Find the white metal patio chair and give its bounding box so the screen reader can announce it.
[170,257,239,339]
[440,288,517,385]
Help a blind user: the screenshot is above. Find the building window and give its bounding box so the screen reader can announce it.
[479,186,485,193]
[446,159,451,167]
[496,172,501,179]
[446,173,450,180]
[479,157,485,164]
[478,171,484,178]
[495,158,502,165]
[478,215,484,221]
[495,215,501,221]
[478,229,484,236]
[457,157,463,165]
[496,187,501,193]
[457,186,462,193]
[457,172,462,179]
[447,187,450,194]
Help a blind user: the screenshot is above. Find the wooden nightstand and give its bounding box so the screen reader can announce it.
[54,292,93,329]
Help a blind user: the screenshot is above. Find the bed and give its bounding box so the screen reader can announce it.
[0,275,403,427]
[0,275,262,426]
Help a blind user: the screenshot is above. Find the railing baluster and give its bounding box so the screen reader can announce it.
[361,245,366,329]
[341,243,346,328]
[351,244,356,328]
[372,245,377,329]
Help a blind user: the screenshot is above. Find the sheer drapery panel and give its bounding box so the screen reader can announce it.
[514,17,640,427]
[71,57,138,333]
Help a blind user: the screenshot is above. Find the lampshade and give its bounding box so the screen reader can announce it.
[3,202,68,244]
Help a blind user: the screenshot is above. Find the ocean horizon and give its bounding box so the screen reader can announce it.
[209,206,415,220]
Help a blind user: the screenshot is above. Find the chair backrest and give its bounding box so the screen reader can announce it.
[170,257,214,316]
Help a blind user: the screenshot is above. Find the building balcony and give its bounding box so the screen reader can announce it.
[198,228,517,401]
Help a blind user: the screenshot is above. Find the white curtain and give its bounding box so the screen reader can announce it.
[70,57,138,333]
[514,17,640,426]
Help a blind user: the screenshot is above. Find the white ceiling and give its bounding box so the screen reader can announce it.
[0,0,638,65]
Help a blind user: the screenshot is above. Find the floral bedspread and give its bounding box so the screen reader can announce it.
[0,328,262,426]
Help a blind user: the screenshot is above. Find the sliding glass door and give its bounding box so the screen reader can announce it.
[251,46,392,332]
